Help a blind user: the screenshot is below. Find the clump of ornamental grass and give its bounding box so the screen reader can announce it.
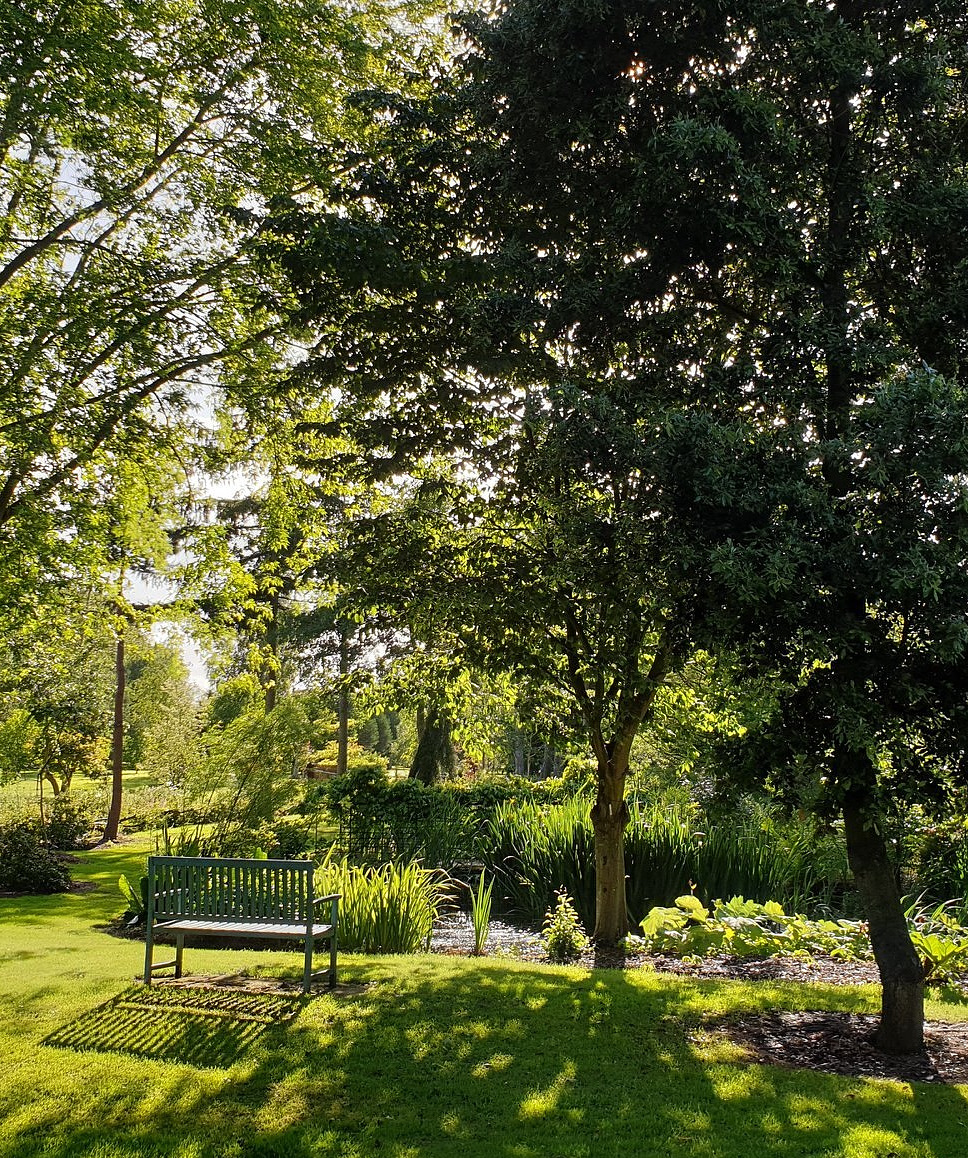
[315,855,453,954]
[469,869,494,956]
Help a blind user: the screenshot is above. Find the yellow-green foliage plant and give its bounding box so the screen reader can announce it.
[315,855,453,953]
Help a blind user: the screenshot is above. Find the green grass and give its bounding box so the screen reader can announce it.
[2,844,968,1158]
[0,767,153,814]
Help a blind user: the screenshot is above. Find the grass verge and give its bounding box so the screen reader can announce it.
[1,842,967,1157]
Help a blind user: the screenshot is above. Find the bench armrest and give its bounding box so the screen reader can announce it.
[313,894,341,905]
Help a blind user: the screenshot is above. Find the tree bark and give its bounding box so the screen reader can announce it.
[842,784,924,1053]
[590,748,631,944]
[336,627,350,777]
[513,729,527,777]
[103,630,126,843]
[409,706,455,785]
[539,743,559,778]
[262,591,279,713]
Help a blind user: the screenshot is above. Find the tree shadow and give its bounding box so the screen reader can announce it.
[14,960,968,1158]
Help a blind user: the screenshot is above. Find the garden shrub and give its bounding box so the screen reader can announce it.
[0,819,72,894]
[316,766,581,868]
[268,816,314,859]
[45,791,102,849]
[637,895,872,961]
[541,891,589,963]
[903,896,968,982]
[318,766,478,866]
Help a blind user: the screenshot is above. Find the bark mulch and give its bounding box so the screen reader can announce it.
[433,913,968,1086]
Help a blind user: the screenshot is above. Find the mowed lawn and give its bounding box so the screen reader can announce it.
[2,843,968,1158]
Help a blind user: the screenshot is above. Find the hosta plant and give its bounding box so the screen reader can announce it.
[640,895,872,962]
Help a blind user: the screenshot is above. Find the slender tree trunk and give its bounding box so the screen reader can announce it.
[263,593,279,713]
[336,627,350,777]
[513,729,526,777]
[590,746,631,944]
[842,780,924,1053]
[103,630,126,843]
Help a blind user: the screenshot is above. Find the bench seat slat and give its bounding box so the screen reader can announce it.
[156,918,334,938]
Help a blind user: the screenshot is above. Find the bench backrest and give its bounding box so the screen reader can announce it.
[147,856,315,924]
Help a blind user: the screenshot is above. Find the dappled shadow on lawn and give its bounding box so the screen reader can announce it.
[12,960,968,1158]
[42,984,301,1068]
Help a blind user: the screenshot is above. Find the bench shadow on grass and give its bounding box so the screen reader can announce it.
[42,984,303,1068]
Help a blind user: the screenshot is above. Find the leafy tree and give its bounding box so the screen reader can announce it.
[0,0,426,611]
[277,0,968,1053]
[271,61,696,939]
[0,588,116,797]
[443,0,968,1053]
[124,634,202,784]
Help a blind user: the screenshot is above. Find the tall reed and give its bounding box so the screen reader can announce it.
[481,796,847,930]
[315,857,453,953]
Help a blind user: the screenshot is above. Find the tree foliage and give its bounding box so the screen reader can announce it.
[276,0,968,1049]
[0,0,425,606]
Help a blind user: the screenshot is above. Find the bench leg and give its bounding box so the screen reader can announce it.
[329,932,337,988]
[175,934,184,979]
[144,925,154,986]
[303,935,314,994]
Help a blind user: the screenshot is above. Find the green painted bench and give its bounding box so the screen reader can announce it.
[143,855,339,993]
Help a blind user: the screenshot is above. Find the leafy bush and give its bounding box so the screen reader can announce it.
[0,820,72,894]
[268,817,314,859]
[542,891,589,963]
[118,873,149,924]
[904,896,968,982]
[904,816,968,902]
[638,895,872,961]
[314,767,585,869]
[314,856,453,953]
[318,766,478,866]
[45,791,102,849]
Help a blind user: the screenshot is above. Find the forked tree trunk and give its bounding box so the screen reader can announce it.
[843,789,924,1053]
[590,749,631,944]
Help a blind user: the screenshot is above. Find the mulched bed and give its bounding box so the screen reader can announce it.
[433,913,968,1086]
[713,1010,968,1085]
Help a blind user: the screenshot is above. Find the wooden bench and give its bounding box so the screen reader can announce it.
[143,855,339,993]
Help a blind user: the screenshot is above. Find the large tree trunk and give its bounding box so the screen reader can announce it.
[102,630,126,843]
[590,747,631,944]
[843,788,924,1053]
[409,706,455,785]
